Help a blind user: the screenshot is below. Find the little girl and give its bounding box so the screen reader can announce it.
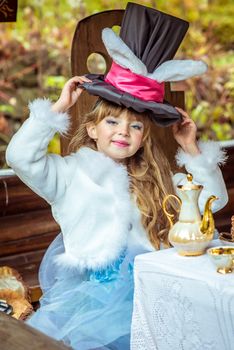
[6,75,228,350]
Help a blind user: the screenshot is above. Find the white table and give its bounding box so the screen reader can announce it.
[131,241,234,350]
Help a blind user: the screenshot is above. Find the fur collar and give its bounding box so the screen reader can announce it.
[54,147,135,271]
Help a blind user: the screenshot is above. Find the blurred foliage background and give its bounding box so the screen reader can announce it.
[0,0,233,168]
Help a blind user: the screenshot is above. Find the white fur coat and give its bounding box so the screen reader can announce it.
[6,99,228,271]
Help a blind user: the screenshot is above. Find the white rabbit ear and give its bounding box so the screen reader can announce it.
[148,60,208,82]
[102,28,147,76]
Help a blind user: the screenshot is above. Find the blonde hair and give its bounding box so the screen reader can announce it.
[69,99,178,249]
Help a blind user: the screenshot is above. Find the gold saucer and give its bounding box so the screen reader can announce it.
[219,232,234,246]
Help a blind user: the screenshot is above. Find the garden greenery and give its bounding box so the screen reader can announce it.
[0,0,233,168]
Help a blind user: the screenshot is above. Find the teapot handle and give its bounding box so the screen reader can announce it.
[162,194,181,228]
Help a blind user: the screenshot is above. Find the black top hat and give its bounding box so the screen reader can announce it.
[81,2,207,126]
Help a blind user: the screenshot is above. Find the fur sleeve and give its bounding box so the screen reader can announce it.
[174,140,228,213]
[6,99,71,204]
[28,98,70,134]
[176,140,227,170]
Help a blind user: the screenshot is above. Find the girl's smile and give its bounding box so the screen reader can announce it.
[86,111,144,161]
[112,140,130,147]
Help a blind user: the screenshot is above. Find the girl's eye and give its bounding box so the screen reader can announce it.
[131,124,143,130]
[106,119,118,125]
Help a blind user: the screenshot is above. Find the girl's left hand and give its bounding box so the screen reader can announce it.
[172,107,200,156]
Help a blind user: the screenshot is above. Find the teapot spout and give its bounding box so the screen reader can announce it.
[200,195,218,238]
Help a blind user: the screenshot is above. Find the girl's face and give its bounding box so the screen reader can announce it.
[86,109,144,161]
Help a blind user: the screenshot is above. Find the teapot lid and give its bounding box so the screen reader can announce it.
[177,173,203,191]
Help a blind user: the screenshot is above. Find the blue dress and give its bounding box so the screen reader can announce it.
[27,234,134,350]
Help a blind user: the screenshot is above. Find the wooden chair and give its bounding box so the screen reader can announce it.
[214,144,234,232]
[0,175,59,302]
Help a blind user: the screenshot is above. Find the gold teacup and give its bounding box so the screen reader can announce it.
[207,246,234,274]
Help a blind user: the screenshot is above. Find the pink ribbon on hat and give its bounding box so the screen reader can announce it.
[105,62,165,103]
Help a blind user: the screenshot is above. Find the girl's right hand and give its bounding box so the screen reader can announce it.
[51,76,92,113]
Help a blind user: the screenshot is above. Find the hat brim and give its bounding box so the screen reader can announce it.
[82,74,182,127]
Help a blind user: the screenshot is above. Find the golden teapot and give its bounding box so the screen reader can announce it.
[163,173,218,256]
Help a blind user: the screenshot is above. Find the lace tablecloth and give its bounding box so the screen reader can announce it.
[131,242,234,350]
